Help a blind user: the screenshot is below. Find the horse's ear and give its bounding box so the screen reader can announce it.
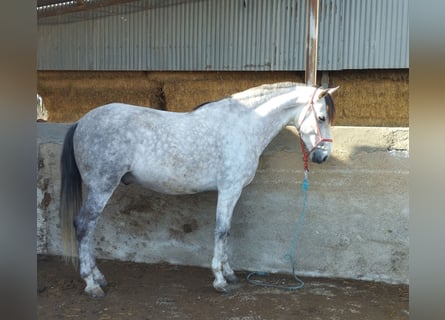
[317,89,329,100]
[327,86,339,95]
[317,86,339,100]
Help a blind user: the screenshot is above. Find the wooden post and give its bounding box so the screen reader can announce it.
[305,0,320,86]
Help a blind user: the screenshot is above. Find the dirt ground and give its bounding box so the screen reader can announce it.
[37,254,408,320]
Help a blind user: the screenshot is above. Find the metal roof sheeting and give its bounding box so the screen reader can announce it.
[341,0,409,69]
[37,0,409,71]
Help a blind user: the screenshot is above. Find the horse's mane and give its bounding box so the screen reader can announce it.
[193,82,302,111]
[324,93,336,125]
[193,82,336,124]
[229,82,302,108]
[193,101,213,110]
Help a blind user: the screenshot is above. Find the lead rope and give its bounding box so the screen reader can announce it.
[247,89,321,290]
[246,148,310,291]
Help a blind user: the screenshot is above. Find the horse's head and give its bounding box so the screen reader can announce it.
[295,86,339,164]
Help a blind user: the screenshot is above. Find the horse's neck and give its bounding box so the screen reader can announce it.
[252,91,308,155]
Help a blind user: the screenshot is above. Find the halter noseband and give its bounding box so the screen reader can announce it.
[297,88,333,172]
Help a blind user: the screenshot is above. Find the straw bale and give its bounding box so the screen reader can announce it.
[37,70,408,126]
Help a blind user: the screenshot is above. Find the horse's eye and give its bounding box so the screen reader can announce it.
[318,115,326,122]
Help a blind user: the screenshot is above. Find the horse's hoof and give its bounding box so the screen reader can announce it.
[85,286,106,299]
[214,285,231,294]
[96,277,108,287]
[225,273,239,284]
[213,280,230,294]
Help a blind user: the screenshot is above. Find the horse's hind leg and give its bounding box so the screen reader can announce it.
[75,188,114,298]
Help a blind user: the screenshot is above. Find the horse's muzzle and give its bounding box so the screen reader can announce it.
[311,150,329,164]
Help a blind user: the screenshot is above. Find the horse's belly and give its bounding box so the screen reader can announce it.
[130,169,217,195]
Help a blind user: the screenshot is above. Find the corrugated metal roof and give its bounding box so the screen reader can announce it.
[37,0,409,71]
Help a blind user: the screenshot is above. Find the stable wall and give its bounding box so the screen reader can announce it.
[37,124,408,284]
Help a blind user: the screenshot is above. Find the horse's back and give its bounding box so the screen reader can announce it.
[78,103,160,124]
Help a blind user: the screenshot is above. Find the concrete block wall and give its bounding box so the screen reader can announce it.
[37,124,408,284]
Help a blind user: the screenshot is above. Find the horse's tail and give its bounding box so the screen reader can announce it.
[60,123,81,267]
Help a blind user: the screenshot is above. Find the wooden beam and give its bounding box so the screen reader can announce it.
[304,0,320,86]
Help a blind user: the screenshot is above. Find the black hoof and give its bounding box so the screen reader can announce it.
[226,273,239,284]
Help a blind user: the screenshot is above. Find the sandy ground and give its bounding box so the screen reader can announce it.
[37,255,408,320]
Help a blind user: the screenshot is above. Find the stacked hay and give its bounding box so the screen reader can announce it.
[330,70,409,127]
[161,72,303,112]
[37,70,408,127]
[37,71,164,122]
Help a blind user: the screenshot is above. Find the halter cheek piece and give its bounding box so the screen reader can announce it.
[297,88,333,172]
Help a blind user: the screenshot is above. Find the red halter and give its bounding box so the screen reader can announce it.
[298,88,333,172]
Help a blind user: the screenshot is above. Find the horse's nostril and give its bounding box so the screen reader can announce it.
[311,152,328,164]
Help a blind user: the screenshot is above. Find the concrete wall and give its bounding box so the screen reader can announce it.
[37,123,408,284]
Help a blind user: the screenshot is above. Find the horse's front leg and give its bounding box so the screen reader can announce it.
[212,188,242,293]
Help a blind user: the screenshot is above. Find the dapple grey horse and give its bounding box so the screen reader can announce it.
[60,82,338,297]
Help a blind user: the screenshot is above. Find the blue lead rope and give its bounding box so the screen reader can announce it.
[246,171,309,291]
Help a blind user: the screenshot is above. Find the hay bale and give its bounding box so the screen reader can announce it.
[37,70,408,126]
[330,70,408,126]
[162,72,303,112]
[37,71,164,122]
